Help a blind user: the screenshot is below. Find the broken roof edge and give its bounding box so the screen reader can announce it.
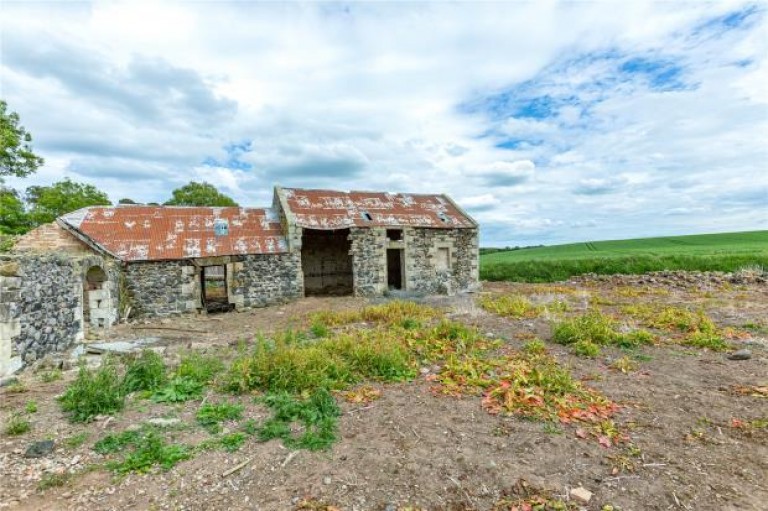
[55,218,118,260]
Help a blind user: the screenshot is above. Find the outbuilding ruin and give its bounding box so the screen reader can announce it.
[0,186,478,376]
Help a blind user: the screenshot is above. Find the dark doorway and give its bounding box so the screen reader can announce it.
[301,229,353,296]
[387,249,404,290]
[201,265,232,313]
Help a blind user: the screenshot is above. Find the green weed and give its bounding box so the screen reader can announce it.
[196,402,244,434]
[573,340,601,357]
[151,376,204,403]
[59,359,125,423]
[219,432,247,452]
[310,321,330,338]
[255,389,340,451]
[522,339,547,355]
[25,400,38,413]
[38,472,71,490]
[123,349,167,393]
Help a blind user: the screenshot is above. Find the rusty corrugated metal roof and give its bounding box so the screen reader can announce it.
[282,188,476,230]
[59,206,287,262]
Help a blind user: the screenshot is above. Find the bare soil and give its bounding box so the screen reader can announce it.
[1,275,766,511]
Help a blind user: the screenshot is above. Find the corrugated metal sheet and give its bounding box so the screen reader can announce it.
[59,206,287,262]
[282,188,475,230]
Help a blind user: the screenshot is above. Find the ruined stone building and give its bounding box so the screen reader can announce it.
[0,186,478,376]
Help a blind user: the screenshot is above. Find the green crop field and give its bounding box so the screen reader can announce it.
[480,231,768,282]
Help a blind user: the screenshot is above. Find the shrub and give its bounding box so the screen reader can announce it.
[59,359,125,423]
[123,349,167,393]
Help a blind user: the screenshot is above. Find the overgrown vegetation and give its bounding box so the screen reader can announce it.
[478,294,541,318]
[94,426,190,474]
[255,389,341,451]
[619,304,731,351]
[123,350,167,393]
[59,358,126,423]
[551,311,655,357]
[196,401,244,434]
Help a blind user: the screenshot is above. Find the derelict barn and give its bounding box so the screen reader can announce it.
[0,186,479,376]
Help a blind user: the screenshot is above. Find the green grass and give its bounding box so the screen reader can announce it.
[481,231,768,282]
[552,311,655,357]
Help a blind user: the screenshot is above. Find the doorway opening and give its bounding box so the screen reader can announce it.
[301,229,353,296]
[387,248,404,290]
[84,265,112,329]
[201,265,232,313]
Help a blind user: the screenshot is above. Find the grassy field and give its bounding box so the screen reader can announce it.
[481,230,768,282]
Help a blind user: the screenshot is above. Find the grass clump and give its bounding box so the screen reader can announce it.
[4,413,31,436]
[95,427,190,474]
[309,321,330,338]
[479,294,542,319]
[176,351,225,385]
[123,349,167,393]
[38,472,71,490]
[256,389,340,451]
[522,339,547,355]
[196,402,244,433]
[59,359,125,423]
[25,400,38,413]
[620,304,730,351]
[552,311,654,357]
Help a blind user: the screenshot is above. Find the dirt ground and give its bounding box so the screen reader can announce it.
[1,273,766,511]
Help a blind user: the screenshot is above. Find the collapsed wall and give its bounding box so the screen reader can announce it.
[0,254,118,377]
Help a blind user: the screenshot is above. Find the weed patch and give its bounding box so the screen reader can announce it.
[59,359,125,423]
[255,389,340,451]
[620,304,730,351]
[196,402,244,433]
[38,369,62,383]
[219,432,247,452]
[95,427,190,474]
[123,349,167,393]
[151,376,204,403]
[479,294,542,319]
[63,432,90,449]
[552,311,653,356]
[176,351,225,385]
[38,472,72,490]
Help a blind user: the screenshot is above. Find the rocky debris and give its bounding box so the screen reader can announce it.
[727,349,752,361]
[570,486,593,504]
[24,440,55,458]
[569,269,767,288]
[147,417,181,428]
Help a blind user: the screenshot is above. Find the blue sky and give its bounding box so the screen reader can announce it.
[1,1,766,246]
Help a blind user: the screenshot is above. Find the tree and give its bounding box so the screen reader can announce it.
[164,181,238,207]
[0,187,31,234]
[1,100,44,182]
[118,198,138,204]
[26,178,111,226]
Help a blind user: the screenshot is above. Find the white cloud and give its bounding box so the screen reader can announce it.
[0,1,765,246]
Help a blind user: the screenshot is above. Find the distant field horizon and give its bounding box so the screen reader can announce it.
[480,230,768,282]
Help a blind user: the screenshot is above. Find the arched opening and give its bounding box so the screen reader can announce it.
[83,265,114,329]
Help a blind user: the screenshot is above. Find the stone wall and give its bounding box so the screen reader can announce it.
[0,254,118,376]
[231,253,303,308]
[349,227,388,296]
[404,228,479,295]
[124,261,199,317]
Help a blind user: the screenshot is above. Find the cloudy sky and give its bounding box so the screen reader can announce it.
[1,1,766,246]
